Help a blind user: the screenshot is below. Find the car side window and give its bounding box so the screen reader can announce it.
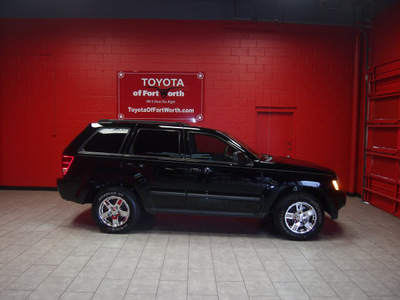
[189,132,237,162]
[132,129,180,158]
[82,128,129,154]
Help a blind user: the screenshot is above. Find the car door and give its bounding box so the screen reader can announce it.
[121,125,187,210]
[185,130,264,213]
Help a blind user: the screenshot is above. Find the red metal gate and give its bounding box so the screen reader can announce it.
[364,59,400,217]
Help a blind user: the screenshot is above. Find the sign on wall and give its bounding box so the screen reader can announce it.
[117,71,204,122]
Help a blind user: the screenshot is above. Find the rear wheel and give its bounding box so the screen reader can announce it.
[274,193,324,240]
[92,187,141,233]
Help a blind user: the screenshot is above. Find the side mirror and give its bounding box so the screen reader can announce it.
[233,151,253,166]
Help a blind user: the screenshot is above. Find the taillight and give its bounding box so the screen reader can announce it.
[61,155,74,175]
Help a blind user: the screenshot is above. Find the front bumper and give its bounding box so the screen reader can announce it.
[326,190,346,219]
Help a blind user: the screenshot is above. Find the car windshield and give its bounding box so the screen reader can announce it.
[222,131,267,161]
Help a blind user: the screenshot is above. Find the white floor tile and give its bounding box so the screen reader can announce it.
[0,191,399,300]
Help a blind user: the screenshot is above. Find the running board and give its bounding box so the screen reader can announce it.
[145,207,266,218]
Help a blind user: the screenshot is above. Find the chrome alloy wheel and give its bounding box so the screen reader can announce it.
[284,201,317,234]
[98,196,130,228]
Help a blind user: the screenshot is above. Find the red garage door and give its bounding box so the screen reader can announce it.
[364,58,400,217]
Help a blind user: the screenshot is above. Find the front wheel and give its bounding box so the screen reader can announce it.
[92,187,141,233]
[273,193,324,240]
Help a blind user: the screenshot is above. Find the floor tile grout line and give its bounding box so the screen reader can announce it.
[154,230,170,299]
[1,218,81,296]
[48,229,100,299]
[89,234,129,299]
[186,229,190,300]
[250,235,279,299]
[120,230,150,299]
[209,230,219,300]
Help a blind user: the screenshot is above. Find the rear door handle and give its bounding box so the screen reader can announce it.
[126,162,144,168]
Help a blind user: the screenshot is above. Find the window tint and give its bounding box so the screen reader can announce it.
[83,128,129,153]
[132,129,180,158]
[189,133,235,162]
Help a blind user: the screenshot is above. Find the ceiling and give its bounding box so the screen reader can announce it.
[0,0,398,26]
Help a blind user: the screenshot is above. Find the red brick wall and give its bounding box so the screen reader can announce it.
[0,19,355,188]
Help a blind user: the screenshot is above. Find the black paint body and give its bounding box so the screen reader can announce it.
[57,120,346,220]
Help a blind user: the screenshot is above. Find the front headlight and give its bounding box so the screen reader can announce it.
[332,180,340,191]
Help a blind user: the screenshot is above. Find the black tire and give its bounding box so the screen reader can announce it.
[92,187,141,233]
[273,193,324,240]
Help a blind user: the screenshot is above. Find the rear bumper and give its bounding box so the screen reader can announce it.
[57,177,86,204]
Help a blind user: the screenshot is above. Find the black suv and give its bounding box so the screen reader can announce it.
[57,119,346,240]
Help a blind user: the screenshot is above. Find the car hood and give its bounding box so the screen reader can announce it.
[258,156,336,176]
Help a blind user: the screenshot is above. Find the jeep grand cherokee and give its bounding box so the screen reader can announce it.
[57,119,346,240]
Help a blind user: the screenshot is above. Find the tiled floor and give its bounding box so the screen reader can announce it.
[0,190,399,300]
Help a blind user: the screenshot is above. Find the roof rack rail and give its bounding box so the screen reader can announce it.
[97,119,189,126]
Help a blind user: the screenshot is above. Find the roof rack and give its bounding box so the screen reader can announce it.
[97,119,189,126]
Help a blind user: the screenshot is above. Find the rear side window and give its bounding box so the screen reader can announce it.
[132,129,180,158]
[82,128,129,154]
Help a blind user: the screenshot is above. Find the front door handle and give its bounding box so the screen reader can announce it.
[190,167,212,175]
[190,167,203,174]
